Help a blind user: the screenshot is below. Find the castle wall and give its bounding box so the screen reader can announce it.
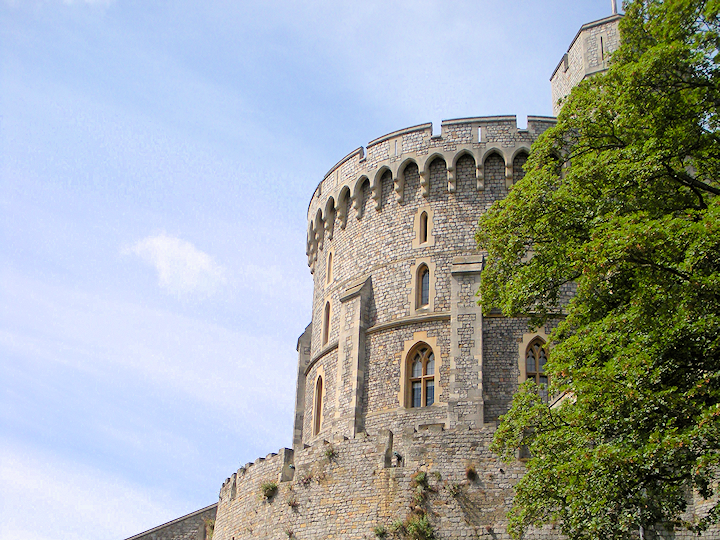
[212,426,543,540]
[124,504,217,540]
[550,14,622,115]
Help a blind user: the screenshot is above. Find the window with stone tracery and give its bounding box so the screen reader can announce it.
[408,344,435,408]
[525,338,548,401]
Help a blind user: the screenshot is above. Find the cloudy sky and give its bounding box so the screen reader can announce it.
[1,1,612,539]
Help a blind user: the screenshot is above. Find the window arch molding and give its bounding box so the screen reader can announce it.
[311,364,326,437]
[517,329,550,384]
[407,343,436,408]
[412,206,435,248]
[417,264,430,309]
[407,258,436,315]
[398,331,442,409]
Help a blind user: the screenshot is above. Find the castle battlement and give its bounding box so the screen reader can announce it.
[306,115,556,273]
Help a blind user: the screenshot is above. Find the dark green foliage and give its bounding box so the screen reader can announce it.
[478,1,720,539]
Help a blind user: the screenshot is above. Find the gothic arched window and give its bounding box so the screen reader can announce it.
[408,344,435,408]
[419,211,429,244]
[526,338,548,401]
[417,265,430,308]
[322,301,331,345]
[313,375,323,436]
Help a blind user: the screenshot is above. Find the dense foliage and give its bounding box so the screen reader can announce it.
[477,1,720,538]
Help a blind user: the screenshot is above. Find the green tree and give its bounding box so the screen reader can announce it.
[477,1,720,538]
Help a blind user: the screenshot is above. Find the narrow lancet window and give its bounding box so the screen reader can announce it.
[313,376,323,436]
[417,266,430,308]
[322,301,331,345]
[419,212,428,244]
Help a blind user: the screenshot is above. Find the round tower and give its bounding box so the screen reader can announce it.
[293,115,555,448]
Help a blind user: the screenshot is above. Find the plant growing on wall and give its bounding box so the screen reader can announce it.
[297,472,313,487]
[260,481,278,500]
[324,445,337,462]
[403,512,435,540]
[202,517,215,540]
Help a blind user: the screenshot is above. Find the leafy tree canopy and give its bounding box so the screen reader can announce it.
[477,1,720,538]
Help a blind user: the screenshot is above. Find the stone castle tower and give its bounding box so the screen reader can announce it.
[125,12,625,540]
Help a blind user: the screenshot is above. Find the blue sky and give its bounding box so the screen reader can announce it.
[1,1,612,539]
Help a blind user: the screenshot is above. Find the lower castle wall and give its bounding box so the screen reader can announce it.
[213,426,720,540]
[214,426,542,540]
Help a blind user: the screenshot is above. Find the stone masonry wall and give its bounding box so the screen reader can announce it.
[213,426,541,540]
[125,505,217,540]
[550,15,621,115]
[213,430,720,540]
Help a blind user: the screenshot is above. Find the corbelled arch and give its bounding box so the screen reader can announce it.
[419,152,449,197]
[336,185,351,230]
[480,148,507,190]
[323,197,336,240]
[372,166,392,211]
[314,208,325,253]
[351,175,370,219]
[394,157,418,203]
[450,149,479,192]
[510,146,531,185]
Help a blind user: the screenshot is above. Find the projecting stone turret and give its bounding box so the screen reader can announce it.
[550,13,621,115]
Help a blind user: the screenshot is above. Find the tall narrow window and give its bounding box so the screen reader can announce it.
[313,376,323,436]
[322,301,331,345]
[419,212,428,244]
[326,252,333,284]
[417,265,430,308]
[408,344,435,408]
[526,339,548,401]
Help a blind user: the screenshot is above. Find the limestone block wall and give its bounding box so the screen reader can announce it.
[212,430,720,540]
[124,504,217,540]
[213,426,552,540]
[550,14,622,115]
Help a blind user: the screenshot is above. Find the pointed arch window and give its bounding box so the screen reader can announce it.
[417,265,430,309]
[419,212,429,244]
[313,375,323,436]
[322,301,331,345]
[526,338,548,401]
[408,344,435,408]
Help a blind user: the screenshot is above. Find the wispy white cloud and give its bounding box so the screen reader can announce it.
[124,233,226,298]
